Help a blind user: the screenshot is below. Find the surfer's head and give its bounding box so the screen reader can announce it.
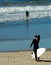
[38,35,40,39]
[35,35,38,40]
[37,35,40,42]
[35,35,37,38]
[35,34,40,40]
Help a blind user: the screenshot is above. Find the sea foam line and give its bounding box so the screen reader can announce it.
[0,5,51,22]
[0,5,51,13]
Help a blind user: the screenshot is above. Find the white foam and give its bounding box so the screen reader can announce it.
[0,5,51,22]
[0,5,51,13]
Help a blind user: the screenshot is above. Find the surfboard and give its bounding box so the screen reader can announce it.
[31,48,46,59]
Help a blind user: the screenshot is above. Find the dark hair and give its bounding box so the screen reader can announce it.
[35,35,38,38]
[38,35,40,38]
[37,35,40,42]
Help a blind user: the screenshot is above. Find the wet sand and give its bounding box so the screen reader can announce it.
[0,50,51,65]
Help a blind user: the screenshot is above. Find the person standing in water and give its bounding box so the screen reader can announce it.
[26,11,29,19]
[30,35,40,61]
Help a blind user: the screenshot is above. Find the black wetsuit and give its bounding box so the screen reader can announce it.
[26,11,29,18]
[30,38,39,60]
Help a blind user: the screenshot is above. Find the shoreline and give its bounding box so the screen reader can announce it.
[0,48,51,53]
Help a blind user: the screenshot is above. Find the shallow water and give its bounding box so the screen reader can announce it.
[0,39,51,52]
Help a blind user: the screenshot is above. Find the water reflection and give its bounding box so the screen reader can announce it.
[0,17,51,40]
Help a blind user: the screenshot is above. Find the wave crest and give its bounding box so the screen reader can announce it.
[0,5,51,22]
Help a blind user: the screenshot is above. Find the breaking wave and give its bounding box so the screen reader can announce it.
[0,5,51,22]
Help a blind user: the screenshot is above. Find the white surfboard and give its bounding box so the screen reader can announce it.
[31,48,46,59]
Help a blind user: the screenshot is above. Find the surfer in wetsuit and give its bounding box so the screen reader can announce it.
[26,11,29,19]
[30,35,40,61]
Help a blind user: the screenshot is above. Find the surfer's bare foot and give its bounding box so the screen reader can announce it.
[38,57,40,61]
[35,58,37,61]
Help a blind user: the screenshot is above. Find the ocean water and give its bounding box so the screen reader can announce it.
[0,4,51,51]
[0,0,51,2]
[0,0,32,2]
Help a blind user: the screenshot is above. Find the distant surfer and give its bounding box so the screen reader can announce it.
[30,35,40,61]
[26,11,29,19]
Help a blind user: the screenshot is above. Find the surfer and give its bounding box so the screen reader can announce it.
[30,35,40,61]
[26,11,29,19]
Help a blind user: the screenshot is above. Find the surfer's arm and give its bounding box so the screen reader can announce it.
[30,40,34,48]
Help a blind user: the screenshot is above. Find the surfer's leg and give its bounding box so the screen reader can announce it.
[34,50,37,61]
[38,57,40,61]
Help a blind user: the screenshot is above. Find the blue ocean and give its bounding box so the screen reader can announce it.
[0,1,51,51]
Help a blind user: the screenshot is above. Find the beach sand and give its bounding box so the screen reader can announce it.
[0,50,51,65]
